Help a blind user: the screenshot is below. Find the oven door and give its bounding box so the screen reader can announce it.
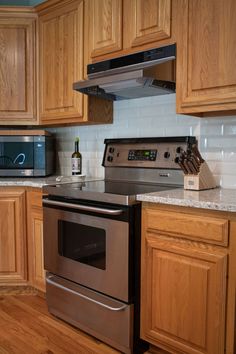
[43,198,130,302]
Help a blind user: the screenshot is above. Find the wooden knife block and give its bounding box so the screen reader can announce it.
[184,161,217,190]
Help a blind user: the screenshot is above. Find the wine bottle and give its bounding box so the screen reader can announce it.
[71,137,82,175]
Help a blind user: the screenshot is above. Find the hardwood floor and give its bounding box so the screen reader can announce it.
[0,295,122,354]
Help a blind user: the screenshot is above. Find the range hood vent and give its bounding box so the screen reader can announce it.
[73,44,176,101]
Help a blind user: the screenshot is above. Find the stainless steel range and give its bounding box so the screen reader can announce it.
[42,136,196,354]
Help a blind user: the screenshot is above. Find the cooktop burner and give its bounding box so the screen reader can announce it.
[45,180,180,205]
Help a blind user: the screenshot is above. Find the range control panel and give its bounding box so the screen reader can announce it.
[103,137,196,169]
[128,149,157,161]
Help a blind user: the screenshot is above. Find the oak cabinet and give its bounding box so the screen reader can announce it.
[27,190,45,292]
[177,0,236,115]
[38,0,84,125]
[123,0,171,50]
[0,189,27,285]
[38,0,113,126]
[141,204,232,354]
[0,11,37,125]
[87,0,122,59]
[85,0,173,63]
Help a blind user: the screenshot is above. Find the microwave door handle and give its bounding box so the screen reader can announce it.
[46,276,128,312]
[43,198,124,216]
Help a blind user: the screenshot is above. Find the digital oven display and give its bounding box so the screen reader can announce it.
[128,149,157,161]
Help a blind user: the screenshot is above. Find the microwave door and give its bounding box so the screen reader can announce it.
[0,136,34,170]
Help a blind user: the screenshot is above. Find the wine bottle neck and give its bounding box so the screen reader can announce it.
[75,141,79,152]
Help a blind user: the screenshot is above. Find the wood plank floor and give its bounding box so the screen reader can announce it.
[0,295,125,354]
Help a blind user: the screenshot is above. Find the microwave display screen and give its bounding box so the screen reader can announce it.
[0,142,34,169]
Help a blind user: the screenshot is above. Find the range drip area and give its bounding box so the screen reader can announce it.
[42,136,197,354]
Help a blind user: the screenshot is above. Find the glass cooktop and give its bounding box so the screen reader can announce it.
[44,180,180,205]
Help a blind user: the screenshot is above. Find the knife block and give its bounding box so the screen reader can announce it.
[184,161,217,191]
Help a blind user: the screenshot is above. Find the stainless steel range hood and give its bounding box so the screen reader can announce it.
[73,44,176,101]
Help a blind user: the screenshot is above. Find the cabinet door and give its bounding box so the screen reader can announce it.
[0,16,37,125]
[27,191,45,292]
[177,0,236,114]
[124,0,171,50]
[141,233,227,354]
[0,189,27,285]
[39,1,84,125]
[86,0,122,59]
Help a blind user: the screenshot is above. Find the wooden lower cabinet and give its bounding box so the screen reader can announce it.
[141,204,235,354]
[27,190,45,292]
[0,189,27,285]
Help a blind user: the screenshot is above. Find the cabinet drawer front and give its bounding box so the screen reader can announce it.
[144,209,229,246]
[28,191,43,208]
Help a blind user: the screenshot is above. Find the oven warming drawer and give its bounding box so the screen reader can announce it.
[46,273,134,354]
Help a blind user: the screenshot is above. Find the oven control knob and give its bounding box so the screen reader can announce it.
[176,146,182,153]
[109,147,115,153]
[164,151,170,159]
[107,155,113,162]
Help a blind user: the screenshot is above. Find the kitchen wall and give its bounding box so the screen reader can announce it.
[0,0,45,5]
[49,94,236,189]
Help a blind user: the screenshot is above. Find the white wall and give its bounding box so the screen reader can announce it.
[49,94,236,189]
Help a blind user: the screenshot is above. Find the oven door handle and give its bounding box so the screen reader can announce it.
[46,276,128,312]
[43,198,124,216]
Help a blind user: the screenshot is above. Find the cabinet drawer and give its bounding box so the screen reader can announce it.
[144,209,229,246]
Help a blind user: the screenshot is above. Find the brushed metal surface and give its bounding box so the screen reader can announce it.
[105,167,183,186]
[46,273,133,354]
[103,141,188,169]
[43,206,129,302]
[43,198,124,215]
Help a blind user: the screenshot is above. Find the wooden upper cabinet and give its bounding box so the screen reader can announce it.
[88,0,122,59]
[39,0,84,125]
[86,0,173,63]
[0,189,27,285]
[177,0,236,115]
[0,13,37,125]
[123,0,171,49]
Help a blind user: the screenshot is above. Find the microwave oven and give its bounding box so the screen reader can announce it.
[0,130,55,177]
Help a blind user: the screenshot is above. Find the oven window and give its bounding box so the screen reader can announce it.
[58,220,106,270]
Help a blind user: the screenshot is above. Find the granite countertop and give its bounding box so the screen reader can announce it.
[136,187,236,213]
[2,176,236,212]
[0,175,97,188]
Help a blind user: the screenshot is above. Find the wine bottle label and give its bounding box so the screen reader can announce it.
[71,157,81,174]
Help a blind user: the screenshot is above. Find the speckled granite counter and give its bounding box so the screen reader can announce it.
[137,187,236,212]
[0,175,97,188]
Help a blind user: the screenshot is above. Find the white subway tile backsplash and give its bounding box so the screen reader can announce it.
[221,175,236,189]
[48,94,236,187]
[223,151,236,161]
[207,137,236,149]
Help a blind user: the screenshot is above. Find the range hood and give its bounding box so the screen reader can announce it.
[73,44,176,101]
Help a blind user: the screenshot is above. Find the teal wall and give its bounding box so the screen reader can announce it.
[29,0,45,4]
[0,0,45,5]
